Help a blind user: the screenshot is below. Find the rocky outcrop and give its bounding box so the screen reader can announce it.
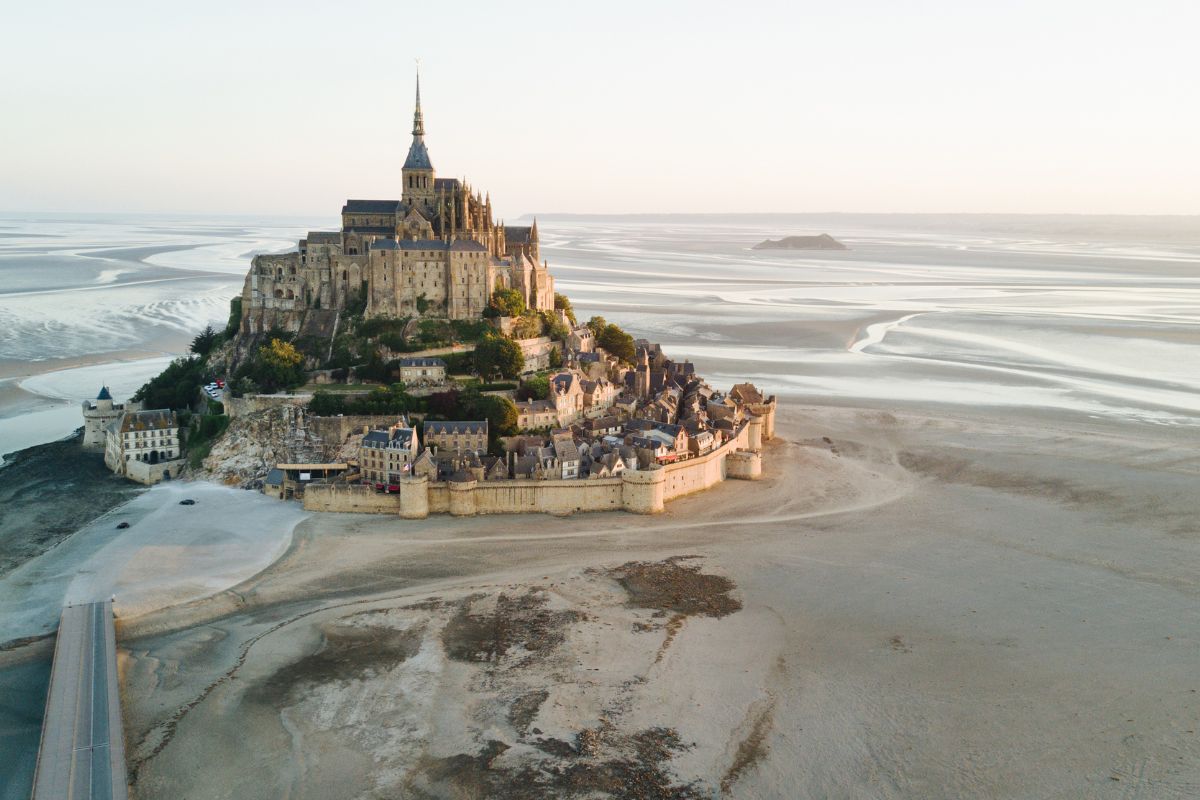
[753,233,847,251]
[197,407,399,487]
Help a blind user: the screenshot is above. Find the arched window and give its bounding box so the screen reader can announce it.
[274,289,283,298]
[289,266,296,276]
[286,289,295,299]
[276,268,283,278]
[342,270,348,281]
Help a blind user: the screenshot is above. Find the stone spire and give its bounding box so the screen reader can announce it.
[412,66,425,137]
[403,66,433,171]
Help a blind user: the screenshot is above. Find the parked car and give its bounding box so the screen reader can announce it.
[116,521,130,529]
[179,498,196,506]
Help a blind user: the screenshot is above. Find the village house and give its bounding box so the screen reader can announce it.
[581,415,622,437]
[360,419,420,486]
[567,325,594,353]
[515,399,558,430]
[422,420,488,454]
[550,371,585,425]
[581,376,620,414]
[397,357,446,386]
[553,439,582,479]
[104,408,185,485]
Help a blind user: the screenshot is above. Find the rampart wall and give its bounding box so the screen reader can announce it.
[302,402,774,518]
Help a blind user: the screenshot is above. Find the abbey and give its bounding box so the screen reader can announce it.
[241,73,554,334]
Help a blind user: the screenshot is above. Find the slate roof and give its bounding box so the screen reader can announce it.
[265,468,285,485]
[404,137,433,170]
[629,435,666,451]
[306,231,342,244]
[398,239,450,251]
[506,226,533,244]
[554,440,580,461]
[650,421,684,438]
[362,430,390,446]
[551,372,576,394]
[363,427,416,449]
[434,178,460,191]
[119,409,176,433]
[449,239,487,252]
[96,386,112,401]
[399,357,445,367]
[370,239,400,250]
[423,420,488,436]
[730,383,765,404]
[516,399,555,413]
[513,455,539,477]
[342,199,403,214]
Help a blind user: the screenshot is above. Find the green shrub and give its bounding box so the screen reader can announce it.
[224,297,243,338]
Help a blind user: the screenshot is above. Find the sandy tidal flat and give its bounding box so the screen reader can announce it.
[119,408,1200,799]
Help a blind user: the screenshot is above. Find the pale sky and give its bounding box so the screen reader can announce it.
[2,1,1198,217]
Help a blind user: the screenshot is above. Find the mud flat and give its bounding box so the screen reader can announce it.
[119,406,1200,799]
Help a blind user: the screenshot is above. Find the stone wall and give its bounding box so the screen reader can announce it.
[302,484,402,513]
[452,476,624,516]
[308,414,401,444]
[658,415,756,502]
[126,457,186,486]
[225,393,313,419]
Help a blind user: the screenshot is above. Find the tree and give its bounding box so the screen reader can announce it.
[354,347,394,384]
[596,324,635,363]
[471,394,519,437]
[548,346,563,369]
[132,356,206,409]
[254,337,306,391]
[426,388,461,417]
[541,312,569,342]
[518,374,550,401]
[512,313,542,339]
[345,282,369,317]
[484,287,526,319]
[190,324,219,357]
[586,315,607,337]
[554,293,577,325]
[473,335,525,379]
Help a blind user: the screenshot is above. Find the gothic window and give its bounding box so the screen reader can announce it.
[274,289,283,298]
[342,270,348,281]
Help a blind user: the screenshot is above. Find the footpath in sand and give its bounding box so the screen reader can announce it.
[119,408,1200,799]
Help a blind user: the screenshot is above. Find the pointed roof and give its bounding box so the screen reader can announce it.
[404,67,434,171]
[97,386,113,401]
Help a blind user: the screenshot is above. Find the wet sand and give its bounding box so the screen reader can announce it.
[118,405,1200,799]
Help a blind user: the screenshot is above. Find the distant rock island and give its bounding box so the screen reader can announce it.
[754,233,848,251]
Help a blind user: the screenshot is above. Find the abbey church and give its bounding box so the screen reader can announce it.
[240,73,554,334]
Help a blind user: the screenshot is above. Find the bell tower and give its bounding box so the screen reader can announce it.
[402,67,436,211]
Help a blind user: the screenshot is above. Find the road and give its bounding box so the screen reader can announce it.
[32,601,128,800]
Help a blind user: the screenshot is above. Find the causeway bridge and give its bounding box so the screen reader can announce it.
[31,601,129,800]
